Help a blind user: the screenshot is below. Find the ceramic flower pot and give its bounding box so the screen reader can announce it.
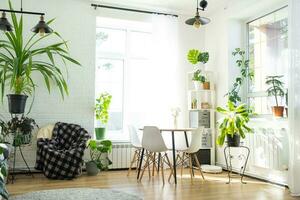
[95,127,106,140]
[272,106,284,117]
[227,134,240,147]
[193,81,202,90]
[86,161,99,176]
[7,94,28,114]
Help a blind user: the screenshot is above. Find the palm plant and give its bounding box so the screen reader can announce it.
[265,75,285,107]
[0,1,80,102]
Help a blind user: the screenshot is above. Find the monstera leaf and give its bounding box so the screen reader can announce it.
[187,49,201,64]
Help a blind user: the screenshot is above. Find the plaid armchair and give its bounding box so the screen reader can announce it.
[35,122,90,179]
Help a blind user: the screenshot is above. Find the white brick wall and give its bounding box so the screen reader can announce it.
[0,0,205,169]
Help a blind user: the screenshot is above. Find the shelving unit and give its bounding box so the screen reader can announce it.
[187,71,216,165]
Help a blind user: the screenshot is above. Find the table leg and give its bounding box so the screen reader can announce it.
[172,131,177,184]
[137,148,145,180]
[224,146,231,184]
[240,146,250,184]
[184,131,189,147]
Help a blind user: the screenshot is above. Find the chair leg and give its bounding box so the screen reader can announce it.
[152,153,156,176]
[127,150,138,176]
[164,153,174,183]
[188,154,193,182]
[181,152,185,177]
[139,153,150,182]
[161,156,165,185]
[194,154,205,180]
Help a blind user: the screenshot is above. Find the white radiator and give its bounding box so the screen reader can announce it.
[246,127,289,171]
[108,143,134,169]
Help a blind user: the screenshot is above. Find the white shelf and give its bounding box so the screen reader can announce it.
[188,89,215,92]
[189,108,215,111]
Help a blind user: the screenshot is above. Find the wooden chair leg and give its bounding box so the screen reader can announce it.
[194,154,205,180]
[127,150,138,176]
[161,156,165,185]
[181,152,185,177]
[152,153,156,176]
[188,154,193,182]
[164,153,174,183]
[139,153,150,182]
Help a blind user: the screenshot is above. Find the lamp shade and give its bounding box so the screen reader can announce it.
[31,15,53,36]
[185,16,211,26]
[0,12,13,32]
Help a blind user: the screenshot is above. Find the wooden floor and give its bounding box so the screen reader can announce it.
[7,169,298,200]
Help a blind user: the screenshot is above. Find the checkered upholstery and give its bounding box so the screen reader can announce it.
[35,122,90,179]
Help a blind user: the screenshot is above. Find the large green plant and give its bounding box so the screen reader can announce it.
[87,139,112,170]
[226,48,254,104]
[216,101,253,146]
[0,1,80,100]
[265,75,285,107]
[187,49,209,64]
[0,146,8,200]
[95,93,112,125]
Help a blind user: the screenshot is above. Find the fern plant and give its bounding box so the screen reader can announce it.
[265,75,285,107]
[0,1,80,101]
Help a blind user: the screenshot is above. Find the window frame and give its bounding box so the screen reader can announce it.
[245,5,288,117]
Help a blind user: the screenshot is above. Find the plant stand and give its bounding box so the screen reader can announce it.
[223,145,250,184]
[9,144,34,184]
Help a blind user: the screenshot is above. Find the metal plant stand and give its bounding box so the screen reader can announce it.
[10,144,34,183]
[224,145,250,184]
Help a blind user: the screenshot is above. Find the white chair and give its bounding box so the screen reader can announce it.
[169,127,205,182]
[139,126,173,184]
[127,125,142,176]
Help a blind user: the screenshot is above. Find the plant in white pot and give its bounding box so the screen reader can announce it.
[0,1,80,114]
[216,101,253,147]
[86,139,112,176]
[265,75,285,117]
[95,93,112,140]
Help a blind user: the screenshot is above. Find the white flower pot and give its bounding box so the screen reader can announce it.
[193,81,203,90]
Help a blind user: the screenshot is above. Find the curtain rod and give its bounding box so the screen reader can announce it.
[91,4,178,18]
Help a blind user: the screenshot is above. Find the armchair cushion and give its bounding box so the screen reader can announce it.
[35,122,90,179]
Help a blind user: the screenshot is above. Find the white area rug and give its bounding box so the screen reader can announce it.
[10,188,142,200]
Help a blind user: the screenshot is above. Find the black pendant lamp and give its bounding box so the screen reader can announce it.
[0,0,53,35]
[31,15,53,36]
[186,0,210,29]
[0,12,13,32]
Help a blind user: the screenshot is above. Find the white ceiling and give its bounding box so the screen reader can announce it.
[96,0,229,16]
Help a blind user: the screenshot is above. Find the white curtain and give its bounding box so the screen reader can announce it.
[288,0,300,196]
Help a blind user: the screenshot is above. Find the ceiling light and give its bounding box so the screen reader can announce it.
[31,15,53,36]
[186,0,211,29]
[0,12,13,32]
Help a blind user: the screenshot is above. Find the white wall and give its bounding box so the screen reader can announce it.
[0,0,205,168]
[202,0,288,184]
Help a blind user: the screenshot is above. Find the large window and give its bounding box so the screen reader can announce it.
[95,17,152,140]
[247,7,288,115]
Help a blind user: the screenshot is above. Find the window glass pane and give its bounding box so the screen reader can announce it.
[129,31,152,58]
[247,7,288,114]
[96,28,126,56]
[95,58,123,132]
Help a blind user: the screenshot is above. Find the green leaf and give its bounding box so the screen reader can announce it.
[187,49,200,64]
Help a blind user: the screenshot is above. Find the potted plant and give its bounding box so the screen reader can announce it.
[265,75,285,117]
[86,139,112,176]
[192,69,210,90]
[95,93,112,140]
[216,101,253,147]
[0,1,80,114]
[7,116,38,146]
[0,146,8,200]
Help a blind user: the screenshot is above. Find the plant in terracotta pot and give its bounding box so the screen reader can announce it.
[216,101,253,147]
[265,75,285,117]
[0,1,80,114]
[86,139,112,176]
[95,93,112,140]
